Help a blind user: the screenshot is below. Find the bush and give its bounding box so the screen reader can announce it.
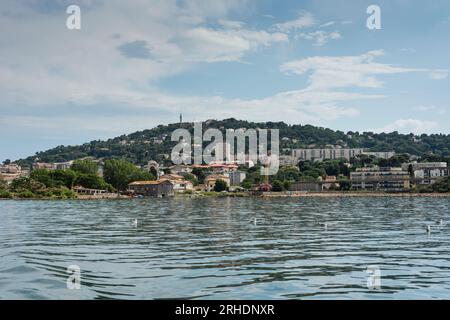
[241,181,252,190]
[71,159,99,175]
[17,190,35,199]
[0,189,13,199]
[272,180,284,192]
[214,179,227,192]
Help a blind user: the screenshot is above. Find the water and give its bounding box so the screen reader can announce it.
[0,197,449,299]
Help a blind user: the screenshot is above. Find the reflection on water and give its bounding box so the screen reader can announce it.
[0,197,449,299]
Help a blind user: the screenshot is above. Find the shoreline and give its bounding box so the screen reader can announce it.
[261,192,450,198]
[2,192,450,200]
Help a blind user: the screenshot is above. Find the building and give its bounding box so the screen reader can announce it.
[350,167,410,192]
[159,174,194,193]
[289,181,321,192]
[73,186,109,196]
[169,164,193,175]
[292,147,395,162]
[0,164,22,174]
[363,151,396,159]
[402,162,448,185]
[228,171,246,186]
[321,176,339,190]
[204,174,230,191]
[128,180,174,197]
[292,147,365,162]
[278,155,296,166]
[192,163,238,174]
[0,164,27,184]
[33,162,56,170]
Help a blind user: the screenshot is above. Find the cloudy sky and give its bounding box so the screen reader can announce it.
[1,0,449,161]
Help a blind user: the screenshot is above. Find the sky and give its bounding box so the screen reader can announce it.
[0,0,449,161]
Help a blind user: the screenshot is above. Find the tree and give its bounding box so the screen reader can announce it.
[71,159,98,175]
[192,168,208,184]
[283,180,292,191]
[182,173,198,186]
[241,181,252,190]
[339,180,352,191]
[149,167,158,179]
[272,180,284,192]
[75,174,114,191]
[432,177,450,193]
[30,169,77,188]
[3,159,11,165]
[214,179,227,192]
[103,159,154,191]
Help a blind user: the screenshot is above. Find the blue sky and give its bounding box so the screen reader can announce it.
[0,0,449,161]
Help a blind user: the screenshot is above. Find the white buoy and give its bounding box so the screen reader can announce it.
[426,225,432,234]
[132,219,138,227]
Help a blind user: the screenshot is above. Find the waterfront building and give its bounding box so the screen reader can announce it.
[128,180,174,197]
[289,181,321,192]
[204,174,230,192]
[402,162,448,185]
[321,176,339,190]
[159,174,194,193]
[350,167,410,192]
[228,171,246,186]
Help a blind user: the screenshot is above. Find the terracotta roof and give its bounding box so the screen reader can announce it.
[128,180,173,186]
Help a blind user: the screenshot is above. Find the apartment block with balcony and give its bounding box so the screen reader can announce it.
[350,167,411,192]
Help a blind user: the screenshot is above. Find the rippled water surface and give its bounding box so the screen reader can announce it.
[1,197,449,299]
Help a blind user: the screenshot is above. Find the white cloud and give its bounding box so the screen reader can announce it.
[0,0,288,107]
[320,21,335,28]
[180,27,287,62]
[280,50,427,89]
[415,105,447,114]
[429,70,449,80]
[400,48,417,54]
[375,119,439,134]
[274,11,315,32]
[296,31,341,46]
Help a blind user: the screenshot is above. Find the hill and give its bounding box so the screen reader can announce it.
[14,118,450,167]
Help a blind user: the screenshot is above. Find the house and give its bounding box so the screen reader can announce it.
[159,174,194,193]
[169,165,193,174]
[0,164,28,184]
[204,174,230,191]
[159,173,184,181]
[350,167,410,192]
[228,171,246,186]
[321,176,339,190]
[169,180,194,193]
[33,162,57,170]
[128,180,174,197]
[73,186,109,195]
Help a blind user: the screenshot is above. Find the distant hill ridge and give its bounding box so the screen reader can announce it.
[16,118,450,167]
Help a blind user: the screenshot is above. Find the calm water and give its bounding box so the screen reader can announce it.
[0,197,449,299]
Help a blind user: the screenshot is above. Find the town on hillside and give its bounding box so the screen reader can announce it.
[1,144,449,199]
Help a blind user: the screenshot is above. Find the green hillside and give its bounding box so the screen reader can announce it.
[15,118,450,167]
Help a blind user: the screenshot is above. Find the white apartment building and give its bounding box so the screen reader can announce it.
[350,167,411,192]
[292,147,396,162]
[292,147,365,162]
[401,162,448,185]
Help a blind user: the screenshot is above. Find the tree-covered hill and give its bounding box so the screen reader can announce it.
[15,118,450,167]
